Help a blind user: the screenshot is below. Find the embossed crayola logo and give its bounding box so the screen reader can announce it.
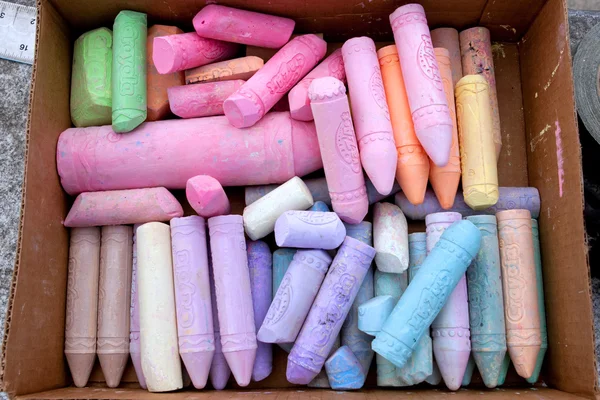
[407,269,452,330]
[174,249,196,329]
[200,40,227,60]
[501,244,525,322]
[117,25,139,96]
[370,67,390,120]
[336,112,361,173]
[417,34,443,91]
[327,53,345,81]
[267,54,306,94]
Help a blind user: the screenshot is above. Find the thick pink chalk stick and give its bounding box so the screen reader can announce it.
[309,77,368,224]
[186,175,231,218]
[168,80,245,119]
[64,187,183,227]
[57,112,322,195]
[208,215,257,387]
[288,49,346,122]
[390,4,453,167]
[224,35,327,128]
[193,4,295,48]
[342,37,397,195]
[153,32,238,75]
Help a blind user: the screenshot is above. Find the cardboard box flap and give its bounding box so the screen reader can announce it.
[520,0,596,396]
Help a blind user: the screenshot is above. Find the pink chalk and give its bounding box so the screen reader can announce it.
[193,4,295,48]
[288,49,346,122]
[130,225,147,389]
[64,187,183,227]
[208,215,257,387]
[153,33,238,74]
[186,175,231,218]
[168,80,245,119]
[342,37,397,195]
[208,259,231,390]
[308,77,368,224]
[389,4,453,167]
[224,35,327,128]
[171,216,215,389]
[57,112,322,195]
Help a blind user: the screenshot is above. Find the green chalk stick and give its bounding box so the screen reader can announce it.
[70,28,113,127]
[112,10,147,133]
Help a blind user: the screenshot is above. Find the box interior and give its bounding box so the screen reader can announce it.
[1,0,594,398]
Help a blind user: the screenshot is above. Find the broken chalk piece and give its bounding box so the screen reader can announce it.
[70,28,112,127]
[274,210,346,250]
[373,202,409,273]
[325,345,366,390]
[186,175,231,218]
[358,295,395,336]
[185,56,264,84]
[309,201,330,212]
[64,187,183,228]
[168,80,245,118]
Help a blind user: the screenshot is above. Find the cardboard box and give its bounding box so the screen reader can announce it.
[0,0,593,398]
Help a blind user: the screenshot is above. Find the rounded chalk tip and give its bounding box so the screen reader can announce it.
[415,124,453,167]
[377,44,398,60]
[456,74,488,89]
[465,214,497,226]
[208,214,243,228]
[440,220,482,259]
[210,370,230,390]
[170,215,206,228]
[289,102,313,122]
[252,365,273,382]
[408,232,427,242]
[496,208,532,221]
[425,211,462,226]
[152,36,179,74]
[223,93,263,128]
[390,3,425,20]
[342,36,376,55]
[334,200,369,225]
[308,76,346,102]
[286,360,317,385]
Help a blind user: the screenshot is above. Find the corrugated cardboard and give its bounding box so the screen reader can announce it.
[1,0,595,398]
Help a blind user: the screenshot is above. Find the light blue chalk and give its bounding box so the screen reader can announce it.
[308,336,341,388]
[497,354,511,385]
[395,233,433,386]
[358,295,394,336]
[462,356,476,386]
[273,248,296,353]
[374,270,407,386]
[325,345,366,390]
[527,219,547,384]
[341,221,374,375]
[309,201,330,212]
[425,362,442,385]
[372,221,482,369]
[465,215,507,388]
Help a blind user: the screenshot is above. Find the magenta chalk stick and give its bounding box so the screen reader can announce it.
[224,35,327,128]
[208,215,256,387]
[289,49,346,121]
[57,112,322,195]
[153,32,238,74]
[309,77,368,224]
[342,37,397,195]
[286,237,376,384]
[64,187,183,227]
[247,241,273,382]
[208,260,231,390]
[193,4,295,48]
[186,175,231,218]
[274,210,346,250]
[390,4,453,167]
[168,80,245,118]
[171,216,215,389]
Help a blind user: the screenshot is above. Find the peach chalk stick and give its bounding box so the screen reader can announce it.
[459,27,502,160]
[186,56,264,85]
[97,226,132,388]
[309,77,369,224]
[288,49,347,122]
[56,112,322,195]
[430,28,463,87]
[224,35,327,128]
[130,224,147,389]
[243,176,314,240]
[342,37,397,195]
[64,187,183,227]
[186,175,231,218]
[455,75,499,210]
[193,4,295,48]
[153,32,238,75]
[245,33,325,61]
[390,4,453,167]
[147,25,185,121]
[65,227,101,388]
[168,80,245,119]
[137,222,183,392]
[208,215,257,387]
[497,210,541,380]
[430,48,461,210]
[377,44,429,205]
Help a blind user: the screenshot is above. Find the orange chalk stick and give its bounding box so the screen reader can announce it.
[377,45,429,205]
[146,25,185,121]
[185,56,264,85]
[430,48,461,210]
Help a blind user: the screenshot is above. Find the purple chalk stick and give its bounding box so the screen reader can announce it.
[208,258,231,390]
[247,240,273,382]
[258,249,332,344]
[286,237,376,384]
[274,210,346,250]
